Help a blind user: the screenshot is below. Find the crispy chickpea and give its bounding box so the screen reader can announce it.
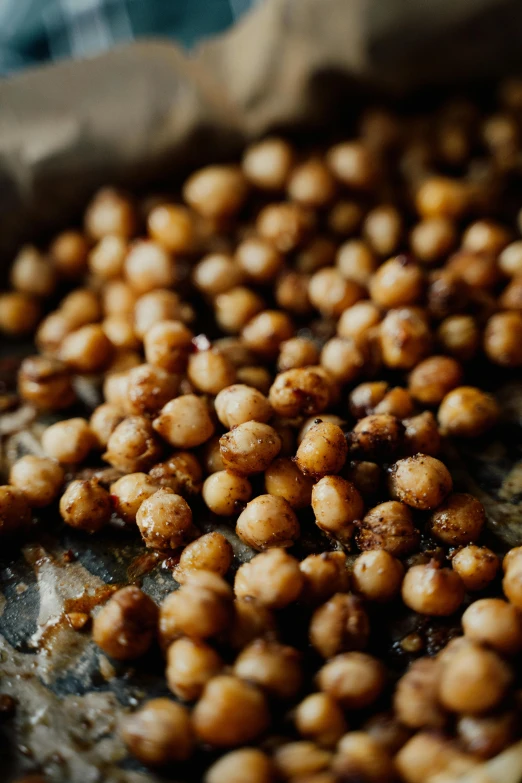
[215,286,265,334]
[84,188,136,240]
[484,311,522,366]
[147,203,194,252]
[242,137,294,190]
[393,657,446,729]
[300,552,350,605]
[349,382,388,418]
[295,693,347,748]
[193,675,269,748]
[500,274,522,310]
[457,712,516,759]
[389,454,452,510]
[173,532,233,582]
[35,310,74,355]
[415,176,470,219]
[296,421,347,477]
[353,414,403,459]
[310,593,370,658]
[264,457,313,509]
[344,461,382,498]
[234,639,302,699]
[288,158,336,207]
[336,239,377,286]
[93,586,158,660]
[124,239,176,294]
[187,349,236,395]
[337,301,381,343]
[104,416,162,472]
[438,386,499,437]
[410,217,456,264]
[9,456,64,508]
[309,268,364,317]
[0,486,32,535]
[438,642,512,714]
[269,367,330,418]
[242,310,294,359]
[159,571,233,646]
[133,289,182,338]
[428,493,485,545]
[327,141,375,190]
[320,337,366,384]
[408,356,463,406]
[109,473,159,524]
[236,237,284,283]
[229,597,277,650]
[256,202,315,252]
[124,364,179,417]
[236,494,300,550]
[18,355,75,410]
[380,308,432,369]
[452,545,499,591]
[205,748,274,783]
[103,280,137,316]
[50,230,89,277]
[88,235,127,279]
[10,246,56,298]
[503,560,522,609]
[356,501,419,556]
[183,165,247,218]
[89,404,125,450]
[276,270,313,315]
[317,652,385,709]
[166,638,222,701]
[427,268,469,320]
[499,240,522,276]
[311,476,363,544]
[277,337,319,371]
[333,732,395,783]
[447,250,500,290]
[120,698,194,765]
[402,562,464,615]
[153,395,214,448]
[403,411,441,456]
[234,548,303,609]
[59,478,112,533]
[363,205,403,257]
[215,382,271,427]
[60,324,113,373]
[462,598,522,655]
[375,387,414,418]
[103,370,129,408]
[61,288,101,325]
[274,742,332,780]
[102,315,140,350]
[220,421,281,475]
[352,550,404,602]
[202,470,252,516]
[42,418,95,464]
[136,488,192,549]
[0,292,40,335]
[462,219,510,255]
[395,732,476,783]
[193,253,244,297]
[202,436,226,474]
[370,256,423,310]
[437,315,480,361]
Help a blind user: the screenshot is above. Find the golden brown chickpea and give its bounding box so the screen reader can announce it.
[124,364,179,418]
[438,386,499,437]
[234,548,303,609]
[402,562,464,616]
[438,642,512,714]
[202,436,227,475]
[10,246,56,298]
[502,546,522,573]
[120,698,194,765]
[500,274,522,310]
[395,732,476,783]
[275,270,313,316]
[362,713,410,756]
[242,137,294,191]
[42,418,95,464]
[236,494,300,550]
[452,545,499,591]
[102,314,140,350]
[277,337,319,372]
[215,286,265,334]
[242,310,294,359]
[310,593,370,658]
[60,324,113,373]
[193,675,269,748]
[410,217,457,264]
[376,387,415,419]
[234,639,302,699]
[136,488,193,549]
[147,203,194,252]
[133,289,182,338]
[268,367,329,418]
[352,550,404,603]
[109,473,158,524]
[59,478,112,533]
[320,337,366,385]
[333,731,396,783]
[389,454,452,511]
[437,314,480,361]
[93,586,158,660]
[187,349,236,395]
[309,268,364,317]
[296,421,348,477]
[18,355,75,410]
[337,305,382,348]
[503,560,522,609]
[462,598,522,655]
[220,421,281,475]
[416,176,470,219]
[380,307,432,369]
[202,470,252,516]
[457,711,516,760]
[264,457,313,509]
[295,693,347,748]
[327,141,376,190]
[462,219,511,255]
[288,158,336,207]
[427,268,469,320]
[393,657,446,729]
[235,236,283,283]
[104,415,162,472]
[0,486,32,535]
[205,748,274,783]
[173,532,233,583]
[88,235,127,280]
[256,202,315,253]
[499,240,522,276]
[61,286,101,324]
[317,652,385,709]
[349,382,388,418]
[9,456,64,509]
[403,411,441,456]
[89,404,125,450]
[328,200,364,236]
[447,250,501,290]
[35,310,74,355]
[229,597,277,650]
[344,460,382,498]
[153,395,214,448]
[363,205,403,257]
[336,239,377,286]
[193,253,244,298]
[353,413,403,460]
[484,311,522,366]
[408,356,463,406]
[183,165,248,218]
[166,638,222,702]
[299,552,350,605]
[311,476,363,545]
[356,501,419,556]
[103,370,129,408]
[124,239,176,294]
[159,571,233,646]
[428,493,485,545]
[84,188,136,240]
[50,230,90,278]
[274,742,332,780]
[103,279,137,316]
[0,293,40,335]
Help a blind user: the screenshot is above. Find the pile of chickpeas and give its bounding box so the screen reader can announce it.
[5,82,522,783]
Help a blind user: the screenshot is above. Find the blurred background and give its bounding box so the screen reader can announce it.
[0,0,260,74]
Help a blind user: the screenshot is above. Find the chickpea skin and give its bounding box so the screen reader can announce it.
[59,478,112,533]
[188,349,236,395]
[120,698,194,765]
[236,494,300,550]
[9,456,64,508]
[143,320,193,373]
[235,549,304,609]
[438,386,499,437]
[312,476,364,545]
[173,532,233,582]
[295,693,347,748]
[159,571,233,646]
[484,311,522,367]
[153,395,215,448]
[295,421,348,477]
[215,384,272,429]
[205,748,274,783]
[369,255,424,309]
[18,355,75,410]
[438,642,512,714]
[353,414,403,460]
[110,473,159,524]
[125,363,179,417]
[220,421,281,475]
[300,552,350,605]
[356,501,419,556]
[352,550,404,602]
[269,367,330,418]
[393,657,446,729]
[408,356,464,406]
[42,418,95,464]
[202,470,252,516]
[389,454,452,510]
[192,675,269,747]
[380,307,432,369]
[166,638,222,701]
[89,403,125,449]
[452,545,499,591]
[264,457,314,509]
[60,324,114,373]
[310,593,370,658]
[104,416,162,472]
[93,586,158,660]
[462,598,522,655]
[234,639,302,699]
[136,488,193,550]
[317,652,386,709]
[0,487,32,535]
[402,562,464,616]
[428,493,485,545]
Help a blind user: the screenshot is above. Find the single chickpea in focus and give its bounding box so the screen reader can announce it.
[416,176,470,219]
[205,748,274,783]
[438,386,499,437]
[10,246,56,298]
[61,324,114,373]
[93,586,158,660]
[133,289,182,338]
[393,657,446,730]
[317,652,385,709]
[296,421,348,477]
[499,240,522,276]
[153,395,214,448]
[462,219,511,255]
[309,268,364,317]
[462,598,522,655]
[242,137,294,190]
[452,545,499,591]
[234,639,302,699]
[84,187,136,240]
[353,414,403,460]
[300,552,350,605]
[277,337,319,371]
[147,203,194,252]
[274,741,332,780]
[125,363,179,417]
[389,454,452,511]
[310,593,370,659]
[236,494,300,550]
[166,638,222,701]
[333,731,396,783]
[312,476,364,545]
[220,421,281,475]
[50,230,89,277]
[215,286,265,334]
[124,239,175,294]
[269,367,330,418]
[264,457,313,509]
[356,501,419,556]
[410,216,456,264]
[438,642,512,714]
[363,205,403,257]
[193,253,244,298]
[42,418,95,464]
[352,550,404,602]
[336,239,377,286]
[295,693,347,748]
[236,236,284,283]
[428,493,485,545]
[110,473,159,524]
[0,293,40,335]
[287,158,336,207]
[136,488,193,549]
[202,470,252,516]
[337,301,381,343]
[120,698,194,765]
[0,486,32,535]
[380,307,432,369]
[10,456,64,508]
[276,270,313,315]
[88,235,127,279]
[187,349,236,395]
[402,562,464,615]
[159,571,233,646]
[192,675,269,748]
[437,314,480,361]
[234,548,303,608]
[183,165,248,218]
[104,416,162,472]
[173,532,233,582]
[18,355,75,410]
[59,478,112,533]
[242,310,294,359]
[408,356,463,406]
[256,202,315,253]
[484,311,522,367]
[326,141,376,190]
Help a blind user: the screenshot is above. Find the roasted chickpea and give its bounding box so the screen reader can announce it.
[402,562,464,616]
[35,311,74,355]
[415,176,470,219]
[277,337,320,371]
[229,597,277,650]
[205,748,274,783]
[124,364,179,418]
[309,268,364,317]
[243,137,294,190]
[410,217,457,264]
[215,287,265,334]
[264,457,313,509]
[356,501,419,556]
[193,675,269,748]
[327,142,376,190]
[352,550,404,602]
[462,598,522,655]
[447,250,500,290]
[10,246,56,298]
[104,416,162,472]
[287,158,336,207]
[380,308,432,369]
[202,470,252,516]
[363,205,403,257]
[159,571,233,646]
[235,548,303,609]
[193,253,244,297]
[50,230,89,277]
[403,411,441,456]
[134,289,182,338]
[9,456,64,508]
[147,203,194,252]
[274,741,332,780]
[234,639,302,699]
[84,188,136,240]
[109,473,159,524]
[256,202,315,253]
[142,320,192,373]
[408,356,463,406]
[183,165,248,218]
[396,732,476,783]
[295,421,348,477]
[220,421,281,475]
[438,386,499,437]
[93,586,158,660]
[269,367,330,418]
[215,384,272,428]
[452,545,499,591]
[0,486,32,536]
[124,239,176,294]
[503,559,522,609]
[353,414,403,459]
[18,355,75,410]
[389,454,452,511]
[337,301,381,343]
[438,642,512,714]
[344,460,382,498]
[437,315,480,361]
[0,293,40,335]
[320,337,366,384]
[333,731,396,783]
[300,552,350,605]
[393,657,446,729]
[136,488,193,549]
[166,638,222,701]
[236,494,300,550]
[456,711,516,759]
[499,240,522,276]
[103,280,137,317]
[173,532,233,583]
[295,693,347,748]
[60,324,113,373]
[317,652,386,709]
[428,493,485,545]
[500,275,522,310]
[312,476,363,545]
[336,239,377,286]
[120,698,194,765]
[427,268,469,320]
[310,593,370,658]
[349,382,388,418]
[88,235,127,279]
[153,395,214,448]
[236,237,284,283]
[276,270,313,315]
[42,418,95,464]
[187,349,236,395]
[484,311,522,367]
[462,219,510,255]
[369,256,424,310]
[242,310,294,359]
[59,478,112,532]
